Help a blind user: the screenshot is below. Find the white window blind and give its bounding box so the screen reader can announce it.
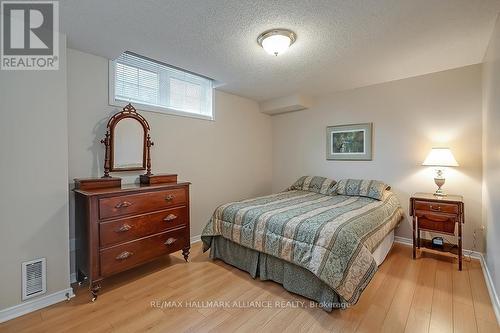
[110,52,213,120]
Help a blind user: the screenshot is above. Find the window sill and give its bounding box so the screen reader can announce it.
[109,99,214,121]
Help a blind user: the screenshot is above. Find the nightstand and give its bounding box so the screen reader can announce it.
[409,193,464,270]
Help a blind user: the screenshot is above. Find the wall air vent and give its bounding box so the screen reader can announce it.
[22,258,46,300]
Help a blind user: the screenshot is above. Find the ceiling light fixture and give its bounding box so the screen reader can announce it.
[257,29,296,56]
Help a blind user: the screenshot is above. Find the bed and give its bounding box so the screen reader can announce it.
[201,177,404,310]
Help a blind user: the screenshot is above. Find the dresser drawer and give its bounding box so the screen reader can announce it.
[414,200,458,214]
[100,227,188,276]
[99,188,187,219]
[417,213,456,234]
[99,206,188,248]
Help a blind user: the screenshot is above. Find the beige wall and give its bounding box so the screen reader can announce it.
[67,49,273,273]
[272,65,483,251]
[0,38,70,310]
[482,15,500,303]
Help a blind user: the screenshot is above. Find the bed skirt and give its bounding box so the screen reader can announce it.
[207,236,344,311]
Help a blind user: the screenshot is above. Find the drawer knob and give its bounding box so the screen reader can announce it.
[116,224,132,232]
[430,205,442,212]
[164,237,177,245]
[115,251,133,260]
[163,214,178,222]
[165,194,175,201]
[115,201,133,209]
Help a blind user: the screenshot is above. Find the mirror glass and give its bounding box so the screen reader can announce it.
[113,118,144,170]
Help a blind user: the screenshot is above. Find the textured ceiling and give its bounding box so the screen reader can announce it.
[60,0,500,102]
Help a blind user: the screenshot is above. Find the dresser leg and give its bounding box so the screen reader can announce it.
[90,282,101,302]
[182,247,190,262]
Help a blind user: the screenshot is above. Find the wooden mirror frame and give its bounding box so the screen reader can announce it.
[101,104,154,177]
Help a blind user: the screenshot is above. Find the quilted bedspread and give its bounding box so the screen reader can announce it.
[201,190,404,304]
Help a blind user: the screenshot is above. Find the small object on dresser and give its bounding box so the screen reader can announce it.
[74,177,122,190]
[140,173,178,185]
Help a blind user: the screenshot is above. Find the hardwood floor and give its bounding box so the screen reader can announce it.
[1,243,498,333]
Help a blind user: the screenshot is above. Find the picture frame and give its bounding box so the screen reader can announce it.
[326,123,372,160]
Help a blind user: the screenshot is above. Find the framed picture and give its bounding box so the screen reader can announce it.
[326,123,372,160]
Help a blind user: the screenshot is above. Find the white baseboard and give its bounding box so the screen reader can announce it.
[479,253,500,324]
[394,236,499,324]
[394,236,412,246]
[0,288,74,323]
[190,234,201,244]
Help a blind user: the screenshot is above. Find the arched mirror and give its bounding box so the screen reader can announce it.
[113,118,144,170]
[101,104,154,177]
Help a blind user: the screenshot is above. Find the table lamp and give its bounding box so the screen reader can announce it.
[422,147,459,196]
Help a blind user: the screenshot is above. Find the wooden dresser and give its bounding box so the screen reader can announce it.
[74,181,190,300]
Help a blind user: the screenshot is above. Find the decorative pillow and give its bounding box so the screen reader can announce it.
[335,179,388,200]
[288,176,337,195]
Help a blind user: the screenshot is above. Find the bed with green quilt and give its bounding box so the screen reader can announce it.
[201,177,404,310]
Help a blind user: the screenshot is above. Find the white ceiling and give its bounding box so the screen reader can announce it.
[60,0,500,102]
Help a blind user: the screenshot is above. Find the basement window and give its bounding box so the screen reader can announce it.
[109,52,214,120]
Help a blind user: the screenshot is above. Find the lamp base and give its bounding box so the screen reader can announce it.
[433,188,447,197]
[433,175,446,197]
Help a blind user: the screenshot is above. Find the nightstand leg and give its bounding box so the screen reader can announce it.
[417,228,421,249]
[458,220,462,271]
[412,216,417,259]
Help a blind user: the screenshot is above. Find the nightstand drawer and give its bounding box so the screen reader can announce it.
[414,200,458,214]
[418,214,456,234]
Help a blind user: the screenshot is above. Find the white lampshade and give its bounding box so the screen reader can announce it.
[422,148,459,167]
